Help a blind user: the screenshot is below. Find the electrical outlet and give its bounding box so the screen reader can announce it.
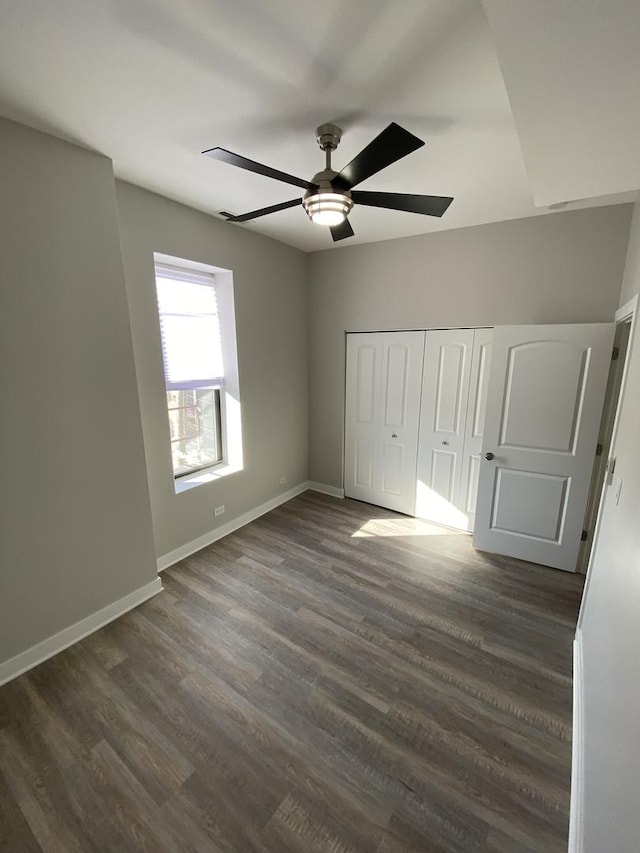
[214,505,225,517]
[279,476,287,485]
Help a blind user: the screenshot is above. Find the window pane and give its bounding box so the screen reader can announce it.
[167,388,222,477]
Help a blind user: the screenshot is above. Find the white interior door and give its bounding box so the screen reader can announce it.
[415,329,474,528]
[345,331,425,515]
[473,323,615,571]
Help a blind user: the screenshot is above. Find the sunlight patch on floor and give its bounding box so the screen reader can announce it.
[352,517,468,538]
[414,481,472,531]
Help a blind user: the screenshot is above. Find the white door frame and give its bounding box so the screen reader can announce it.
[578,294,638,630]
[576,316,633,573]
[569,294,638,853]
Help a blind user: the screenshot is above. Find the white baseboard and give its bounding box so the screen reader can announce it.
[307,481,345,499]
[569,628,585,853]
[157,481,311,572]
[0,577,163,687]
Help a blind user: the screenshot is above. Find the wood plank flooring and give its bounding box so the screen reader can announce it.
[0,492,583,852]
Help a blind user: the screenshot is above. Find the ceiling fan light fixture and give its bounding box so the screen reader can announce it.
[303,190,353,226]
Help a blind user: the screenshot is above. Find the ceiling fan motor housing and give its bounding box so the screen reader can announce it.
[305,169,343,194]
[303,168,354,224]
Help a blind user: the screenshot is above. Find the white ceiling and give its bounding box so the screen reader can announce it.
[0,0,636,252]
[483,0,640,208]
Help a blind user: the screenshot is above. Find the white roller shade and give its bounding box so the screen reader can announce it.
[155,264,224,391]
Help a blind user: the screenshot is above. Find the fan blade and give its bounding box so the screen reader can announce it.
[225,198,302,223]
[351,191,453,217]
[330,219,355,242]
[333,123,424,189]
[203,147,313,191]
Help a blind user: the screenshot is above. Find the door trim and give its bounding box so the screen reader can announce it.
[568,628,585,853]
[578,295,638,629]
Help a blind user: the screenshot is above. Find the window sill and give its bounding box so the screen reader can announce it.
[174,461,243,494]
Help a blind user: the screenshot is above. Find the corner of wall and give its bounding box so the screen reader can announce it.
[619,200,640,306]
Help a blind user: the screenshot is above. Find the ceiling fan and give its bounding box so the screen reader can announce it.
[202,122,453,242]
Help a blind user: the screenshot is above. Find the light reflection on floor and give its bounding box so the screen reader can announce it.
[352,517,469,538]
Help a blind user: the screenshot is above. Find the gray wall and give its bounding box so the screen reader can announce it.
[0,119,158,664]
[115,182,308,561]
[579,200,640,852]
[308,205,633,487]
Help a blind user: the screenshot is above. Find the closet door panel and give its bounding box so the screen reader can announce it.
[416,329,474,528]
[354,438,374,489]
[345,331,425,515]
[460,328,494,530]
[433,342,468,433]
[464,454,482,515]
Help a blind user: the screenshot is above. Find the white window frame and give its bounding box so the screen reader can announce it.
[154,252,243,494]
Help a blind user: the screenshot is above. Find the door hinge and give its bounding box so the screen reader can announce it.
[581,529,588,541]
[612,346,620,361]
[596,443,603,456]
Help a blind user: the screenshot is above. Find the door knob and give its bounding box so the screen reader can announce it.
[484,452,494,460]
[391,433,398,438]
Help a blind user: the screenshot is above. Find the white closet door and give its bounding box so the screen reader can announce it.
[345,331,425,515]
[473,323,614,571]
[415,329,474,528]
[459,328,493,531]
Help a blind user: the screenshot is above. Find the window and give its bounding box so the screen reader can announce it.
[155,263,225,478]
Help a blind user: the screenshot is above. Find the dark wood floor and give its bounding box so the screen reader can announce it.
[0,492,584,853]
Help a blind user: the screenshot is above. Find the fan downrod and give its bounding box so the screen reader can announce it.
[315,123,343,170]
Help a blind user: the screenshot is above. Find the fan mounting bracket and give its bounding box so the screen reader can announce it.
[315,124,343,152]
